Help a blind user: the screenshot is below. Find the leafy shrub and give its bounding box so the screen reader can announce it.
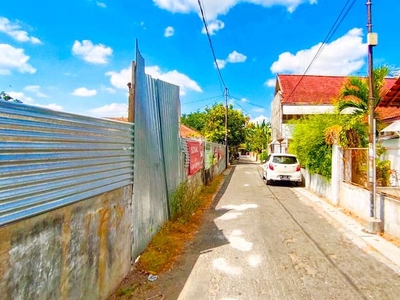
[169,180,202,223]
[376,159,391,187]
[258,152,269,162]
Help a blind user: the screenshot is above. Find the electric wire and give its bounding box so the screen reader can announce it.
[190,98,225,112]
[230,98,253,118]
[197,0,228,91]
[183,95,225,105]
[285,0,357,102]
[230,95,268,109]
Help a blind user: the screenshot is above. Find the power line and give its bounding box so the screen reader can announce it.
[230,95,268,110]
[230,98,253,118]
[183,94,225,105]
[285,0,357,102]
[190,98,225,112]
[197,0,228,91]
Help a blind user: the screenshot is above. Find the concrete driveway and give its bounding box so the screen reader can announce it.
[177,158,400,300]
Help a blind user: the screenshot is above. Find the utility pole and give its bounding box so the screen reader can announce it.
[367,0,378,218]
[224,87,229,168]
[128,61,136,123]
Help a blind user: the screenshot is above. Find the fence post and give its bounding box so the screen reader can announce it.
[331,144,343,206]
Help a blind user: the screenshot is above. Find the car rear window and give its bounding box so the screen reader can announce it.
[272,156,297,164]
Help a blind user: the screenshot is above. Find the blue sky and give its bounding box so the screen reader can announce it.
[1,0,400,123]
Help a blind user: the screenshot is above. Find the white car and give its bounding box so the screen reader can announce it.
[262,153,302,185]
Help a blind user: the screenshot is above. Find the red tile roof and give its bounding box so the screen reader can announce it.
[278,75,346,104]
[376,106,400,122]
[277,74,397,105]
[180,124,203,138]
[380,77,400,107]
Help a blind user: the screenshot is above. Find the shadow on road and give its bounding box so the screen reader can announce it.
[158,166,237,299]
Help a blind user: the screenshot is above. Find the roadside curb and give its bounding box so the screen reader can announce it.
[292,187,400,274]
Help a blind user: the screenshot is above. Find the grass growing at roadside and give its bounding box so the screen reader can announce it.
[137,174,224,274]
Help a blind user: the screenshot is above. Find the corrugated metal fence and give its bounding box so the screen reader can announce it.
[0,101,134,226]
[132,45,181,258]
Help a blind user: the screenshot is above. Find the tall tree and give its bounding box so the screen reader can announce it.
[338,66,390,115]
[181,110,207,132]
[203,103,248,147]
[245,120,271,153]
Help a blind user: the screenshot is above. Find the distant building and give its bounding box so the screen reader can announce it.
[270,74,397,153]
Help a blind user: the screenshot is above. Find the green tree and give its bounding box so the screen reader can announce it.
[289,111,368,179]
[0,91,22,103]
[338,66,390,115]
[203,103,248,147]
[181,110,207,132]
[245,120,271,154]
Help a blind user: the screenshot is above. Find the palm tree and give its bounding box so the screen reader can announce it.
[338,66,390,115]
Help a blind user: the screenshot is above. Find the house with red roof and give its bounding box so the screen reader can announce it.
[270,74,398,153]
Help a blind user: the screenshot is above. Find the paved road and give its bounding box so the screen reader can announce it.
[177,159,400,300]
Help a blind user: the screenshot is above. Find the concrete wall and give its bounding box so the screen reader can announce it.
[340,182,400,239]
[382,195,400,238]
[0,185,133,300]
[271,92,282,140]
[339,182,374,220]
[302,168,333,202]
[381,138,400,177]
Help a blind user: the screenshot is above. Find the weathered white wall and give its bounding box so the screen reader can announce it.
[381,138,400,185]
[339,182,373,220]
[271,92,282,140]
[382,195,400,238]
[282,104,334,115]
[301,168,333,202]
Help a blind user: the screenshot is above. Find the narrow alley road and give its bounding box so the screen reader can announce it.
[176,158,400,300]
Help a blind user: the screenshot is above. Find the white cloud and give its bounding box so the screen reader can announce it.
[270,28,367,75]
[202,19,225,35]
[145,66,202,96]
[72,40,112,64]
[72,87,97,97]
[251,115,269,124]
[253,107,265,113]
[265,79,276,87]
[35,103,64,111]
[0,44,36,75]
[106,65,202,96]
[8,90,63,111]
[8,91,35,104]
[24,85,47,97]
[164,26,175,37]
[102,86,116,94]
[215,59,227,69]
[106,67,131,89]
[153,0,315,20]
[227,50,247,63]
[216,50,247,69]
[96,1,107,8]
[90,103,128,117]
[0,17,42,44]
[241,98,248,102]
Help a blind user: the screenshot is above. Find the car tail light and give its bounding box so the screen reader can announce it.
[269,163,274,170]
[296,164,301,172]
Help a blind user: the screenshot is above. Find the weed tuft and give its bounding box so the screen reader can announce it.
[137,175,224,275]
